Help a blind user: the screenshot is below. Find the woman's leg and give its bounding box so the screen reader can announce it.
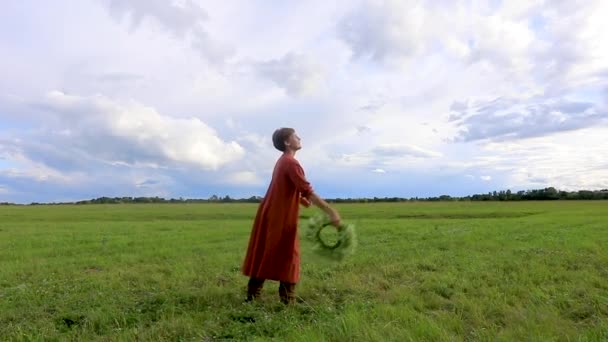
[247,277,265,301]
[279,282,296,304]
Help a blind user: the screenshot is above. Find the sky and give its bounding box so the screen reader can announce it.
[1,0,607,203]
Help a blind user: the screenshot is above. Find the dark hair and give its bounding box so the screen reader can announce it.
[272,128,295,152]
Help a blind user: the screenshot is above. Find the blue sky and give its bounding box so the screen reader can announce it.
[1,0,607,203]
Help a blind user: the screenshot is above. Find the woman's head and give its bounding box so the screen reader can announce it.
[272,127,301,152]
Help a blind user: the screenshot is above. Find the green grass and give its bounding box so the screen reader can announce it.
[1,202,607,341]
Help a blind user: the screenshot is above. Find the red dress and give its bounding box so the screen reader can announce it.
[242,154,313,283]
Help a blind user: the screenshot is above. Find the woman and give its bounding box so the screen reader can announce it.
[242,128,341,304]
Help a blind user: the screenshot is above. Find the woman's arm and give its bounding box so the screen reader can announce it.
[308,192,341,227]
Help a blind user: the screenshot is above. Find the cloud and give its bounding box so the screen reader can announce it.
[452,95,607,142]
[102,0,207,34]
[359,100,385,113]
[480,175,492,181]
[135,179,160,188]
[356,125,372,134]
[327,143,443,171]
[529,2,608,89]
[336,0,535,69]
[0,153,79,184]
[96,72,144,83]
[450,101,468,112]
[27,91,245,171]
[371,144,443,159]
[442,126,608,192]
[335,0,608,94]
[222,171,263,186]
[255,53,325,96]
[338,0,431,64]
[0,160,175,203]
[100,0,233,64]
[467,14,535,70]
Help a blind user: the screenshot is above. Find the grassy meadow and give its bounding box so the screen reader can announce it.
[0,201,607,341]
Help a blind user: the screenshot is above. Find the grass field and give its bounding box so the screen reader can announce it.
[1,202,607,341]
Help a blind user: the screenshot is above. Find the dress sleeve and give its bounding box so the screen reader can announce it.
[287,160,313,198]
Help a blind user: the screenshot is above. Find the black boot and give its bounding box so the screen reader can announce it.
[246,277,264,301]
[279,282,296,304]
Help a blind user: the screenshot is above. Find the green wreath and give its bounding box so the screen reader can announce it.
[305,213,357,261]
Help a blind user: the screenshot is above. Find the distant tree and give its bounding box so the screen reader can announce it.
[545,187,559,200]
[578,190,594,200]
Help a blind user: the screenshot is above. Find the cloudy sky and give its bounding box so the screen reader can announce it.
[1,0,607,203]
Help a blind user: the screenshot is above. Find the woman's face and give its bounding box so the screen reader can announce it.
[285,132,302,151]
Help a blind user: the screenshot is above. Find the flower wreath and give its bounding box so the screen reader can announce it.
[305,213,357,261]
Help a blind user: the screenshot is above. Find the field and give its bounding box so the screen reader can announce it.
[1,202,607,341]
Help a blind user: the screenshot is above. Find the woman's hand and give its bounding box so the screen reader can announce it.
[328,209,341,227]
[300,196,311,208]
[309,192,341,227]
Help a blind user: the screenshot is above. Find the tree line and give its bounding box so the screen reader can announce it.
[1,187,607,205]
[46,195,263,205]
[327,188,608,202]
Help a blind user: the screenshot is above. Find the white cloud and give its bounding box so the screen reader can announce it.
[336,0,536,71]
[324,142,442,173]
[100,0,233,64]
[356,125,372,134]
[0,155,85,185]
[468,14,535,72]
[34,91,245,170]
[338,0,431,65]
[534,1,608,88]
[222,171,263,186]
[443,126,608,191]
[335,0,608,92]
[135,179,157,187]
[96,72,144,84]
[451,95,607,142]
[256,53,325,96]
[480,175,492,181]
[371,144,442,159]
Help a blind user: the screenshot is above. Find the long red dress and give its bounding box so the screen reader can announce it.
[242,154,313,283]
